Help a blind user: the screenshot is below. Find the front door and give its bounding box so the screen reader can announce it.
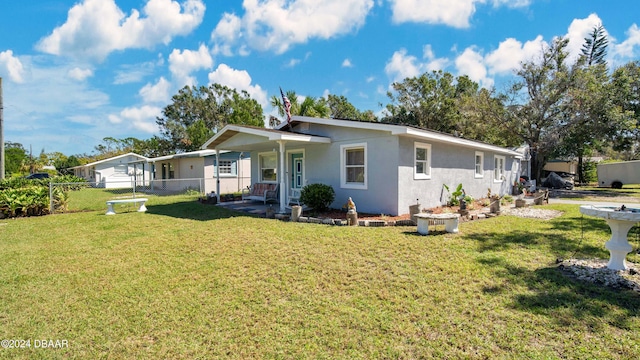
[290,153,304,203]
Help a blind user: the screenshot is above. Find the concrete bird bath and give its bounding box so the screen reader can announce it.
[579,205,640,270]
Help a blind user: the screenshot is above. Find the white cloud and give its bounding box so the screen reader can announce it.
[485,36,546,75]
[612,23,640,63]
[565,13,605,63]
[113,61,158,84]
[211,13,242,56]
[211,0,374,54]
[68,67,93,81]
[385,49,423,83]
[0,50,25,83]
[422,44,450,71]
[139,77,172,103]
[208,64,268,107]
[116,105,162,133]
[285,58,301,68]
[390,0,530,28]
[168,44,213,87]
[108,114,123,124]
[385,47,449,84]
[455,47,493,88]
[342,59,354,68]
[36,0,205,61]
[390,0,477,28]
[489,0,531,7]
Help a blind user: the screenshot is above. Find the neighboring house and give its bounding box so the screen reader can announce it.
[71,152,150,188]
[202,116,523,215]
[146,150,250,194]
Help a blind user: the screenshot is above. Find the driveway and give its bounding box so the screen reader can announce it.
[548,188,639,208]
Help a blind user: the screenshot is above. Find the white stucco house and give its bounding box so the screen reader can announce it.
[202,116,523,215]
[71,152,151,188]
[145,150,250,195]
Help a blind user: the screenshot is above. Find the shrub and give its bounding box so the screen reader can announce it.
[300,183,335,212]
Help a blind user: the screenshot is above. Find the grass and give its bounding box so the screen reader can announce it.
[1,190,640,359]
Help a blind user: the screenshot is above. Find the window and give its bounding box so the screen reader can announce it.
[260,153,277,182]
[216,160,236,176]
[475,151,484,178]
[494,155,505,182]
[341,143,367,189]
[114,164,128,175]
[414,142,431,179]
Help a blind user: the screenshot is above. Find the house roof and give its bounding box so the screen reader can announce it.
[70,152,149,169]
[279,116,523,157]
[201,124,331,151]
[147,149,219,162]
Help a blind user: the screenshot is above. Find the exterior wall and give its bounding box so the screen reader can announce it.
[397,137,520,213]
[245,123,521,216]
[95,155,150,189]
[203,154,251,194]
[252,124,401,215]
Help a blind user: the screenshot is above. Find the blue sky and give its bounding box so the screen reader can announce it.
[1,0,639,156]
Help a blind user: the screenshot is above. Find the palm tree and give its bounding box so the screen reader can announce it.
[270,90,330,123]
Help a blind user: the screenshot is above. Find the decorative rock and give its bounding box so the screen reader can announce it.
[275,213,290,221]
[368,220,386,227]
[395,219,416,226]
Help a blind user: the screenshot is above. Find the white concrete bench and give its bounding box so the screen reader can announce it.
[414,213,460,235]
[106,198,148,215]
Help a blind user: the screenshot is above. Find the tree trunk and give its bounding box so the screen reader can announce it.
[577,155,584,186]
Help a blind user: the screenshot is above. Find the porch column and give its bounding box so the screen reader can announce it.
[215,149,221,202]
[277,140,286,213]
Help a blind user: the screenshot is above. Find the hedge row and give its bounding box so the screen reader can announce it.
[0,175,86,218]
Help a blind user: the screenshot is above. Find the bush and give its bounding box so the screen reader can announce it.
[299,183,335,212]
[0,174,85,218]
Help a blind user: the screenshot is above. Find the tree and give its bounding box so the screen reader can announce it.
[581,24,608,66]
[610,61,640,159]
[496,37,576,184]
[157,84,264,152]
[326,94,377,121]
[384,71,518,146]
[384,70,462,133]
[4,142,28,176]
[270,90,330,124]
[554,64,612,183]
[457,87,520,147]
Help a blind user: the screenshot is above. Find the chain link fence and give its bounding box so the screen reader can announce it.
[49,178,206,214]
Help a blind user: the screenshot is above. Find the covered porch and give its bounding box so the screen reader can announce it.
[201,125,331,213]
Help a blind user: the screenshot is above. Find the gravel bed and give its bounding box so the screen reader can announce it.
[503,207,564,220]
[559,258,640,292]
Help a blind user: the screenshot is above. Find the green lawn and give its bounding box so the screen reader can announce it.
[1,192,639,359]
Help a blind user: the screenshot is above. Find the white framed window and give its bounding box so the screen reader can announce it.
[341,143,367,189]
[414,142,432,179]
[475,151,484,178]
[259,153,277,182]
[494,155,505,182]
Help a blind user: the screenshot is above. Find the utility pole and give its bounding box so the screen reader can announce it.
[0,77,4,179]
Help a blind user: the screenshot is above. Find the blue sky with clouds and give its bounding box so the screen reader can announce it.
[1,0,639,155]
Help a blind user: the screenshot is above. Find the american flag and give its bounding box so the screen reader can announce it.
[280,87,292,124]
